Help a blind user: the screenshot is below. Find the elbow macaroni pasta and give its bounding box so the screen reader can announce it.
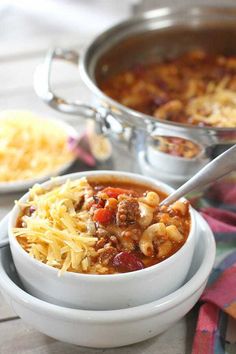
[138,202,154,228]
[139,191,160,207]
[172,201,188,216]
[166,225,183,242]
[139,223,166,256]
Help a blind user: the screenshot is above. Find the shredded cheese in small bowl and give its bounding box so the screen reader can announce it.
[0,110,77,192]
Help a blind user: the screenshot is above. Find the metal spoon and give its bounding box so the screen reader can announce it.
[160,144,236,207]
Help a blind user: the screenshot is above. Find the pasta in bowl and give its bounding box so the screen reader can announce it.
[8,171,196,310]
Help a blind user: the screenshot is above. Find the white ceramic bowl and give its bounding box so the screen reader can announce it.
[0,115,78,193]
[147,148,209,177]
[0,213,215,348]
[139,151,189,188]
[8,171,196,310]
[147,139,209,177]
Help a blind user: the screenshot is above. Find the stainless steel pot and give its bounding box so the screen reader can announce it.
[34,6,236,161]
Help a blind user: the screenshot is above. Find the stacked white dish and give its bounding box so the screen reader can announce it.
[7,171,197,310]
[0,172,215,348]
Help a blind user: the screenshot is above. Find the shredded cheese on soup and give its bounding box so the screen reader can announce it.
[14,178,98,274]
[0,111,74,182]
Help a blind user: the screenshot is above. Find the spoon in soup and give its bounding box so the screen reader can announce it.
[160,144,236,207]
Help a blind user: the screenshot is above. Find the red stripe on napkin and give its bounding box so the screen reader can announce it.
[206,180,236,205]
[201,263,236,318]
[201,208,236,226]
[192,303,220,354]
[200,207,236,233]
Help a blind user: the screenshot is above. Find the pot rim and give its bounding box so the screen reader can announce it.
[79,5,236,134]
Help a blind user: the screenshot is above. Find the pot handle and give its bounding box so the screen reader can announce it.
[34,48,108,133]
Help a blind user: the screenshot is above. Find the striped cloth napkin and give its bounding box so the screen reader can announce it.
[191,177,236,354]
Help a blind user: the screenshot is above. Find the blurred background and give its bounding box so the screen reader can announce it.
[1,0,235,169]
[1,0,236,114]
[2,0,236,44]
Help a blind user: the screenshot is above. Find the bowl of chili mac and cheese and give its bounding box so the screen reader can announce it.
[9,171,196,310]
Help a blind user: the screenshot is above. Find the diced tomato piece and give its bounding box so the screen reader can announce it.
[101,187,136,199]
[93,208,113,224]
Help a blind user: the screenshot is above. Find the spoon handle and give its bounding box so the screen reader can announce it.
[160,144,236,206]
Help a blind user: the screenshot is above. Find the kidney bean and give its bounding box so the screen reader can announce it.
[112,251,144,272]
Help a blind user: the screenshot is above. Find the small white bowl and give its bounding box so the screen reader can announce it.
[0,115,78,193]
[147,136,209,177]
[139,151,189,188]
[8,171,196,310]
[0,213,215,348]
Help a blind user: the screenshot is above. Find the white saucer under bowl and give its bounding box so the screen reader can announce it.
[0,213,215,348]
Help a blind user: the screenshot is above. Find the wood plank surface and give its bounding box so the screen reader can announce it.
[0,47,89,95]
[0,84,93,124]
[0,37,91,61]
[0,311,197,354]
[0,292,17,320]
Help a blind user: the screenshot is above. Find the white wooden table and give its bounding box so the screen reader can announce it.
[0,6,234,354]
